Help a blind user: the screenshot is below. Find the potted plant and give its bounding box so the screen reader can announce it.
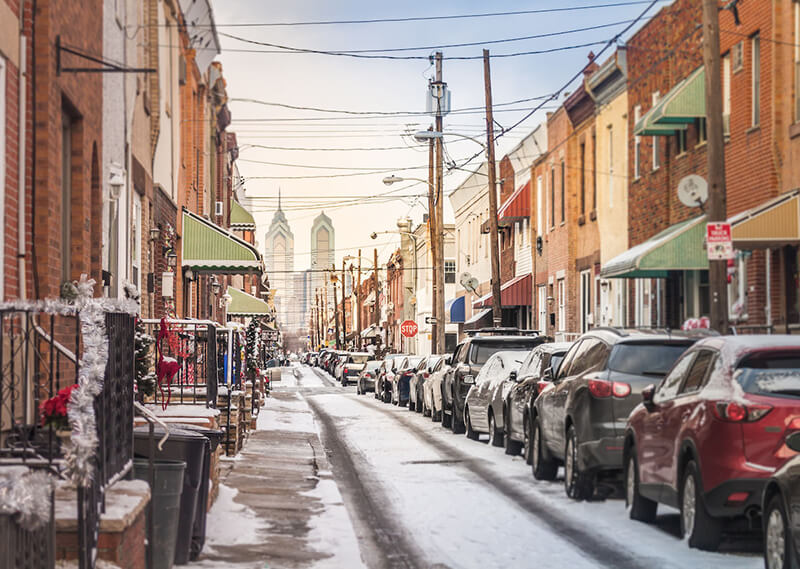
[40,384,79,443]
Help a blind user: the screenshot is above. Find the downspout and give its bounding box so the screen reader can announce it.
[18,0,28,300]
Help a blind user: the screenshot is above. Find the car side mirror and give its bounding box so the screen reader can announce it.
[543,367,554,381]
[463,374,475,385]
[509,370,518,382]
[787,432,800,453]
[642,384,656,408]
[445,356,452,365]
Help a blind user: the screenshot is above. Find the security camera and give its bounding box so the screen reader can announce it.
[370,232,378,240]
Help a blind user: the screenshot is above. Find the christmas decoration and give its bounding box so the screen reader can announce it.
[134,319,155,398]
[155,318,181,409]
[245,319,261,379]
[0,469,54,531]
[40,384,80,430]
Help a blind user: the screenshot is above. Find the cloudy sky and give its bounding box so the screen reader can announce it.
[210,0,667,273]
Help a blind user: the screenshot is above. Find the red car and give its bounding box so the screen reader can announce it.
[624,335,800,551]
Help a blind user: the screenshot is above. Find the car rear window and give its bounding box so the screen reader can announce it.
[350,355,369,364]
[735,352,800,398]
[365,361,381,370]
[608,343,692,377]
[471,342,538,365]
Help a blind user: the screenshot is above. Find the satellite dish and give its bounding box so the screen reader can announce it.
[677,174,708,208]
[467,277,479,293]
[459,272,477,293]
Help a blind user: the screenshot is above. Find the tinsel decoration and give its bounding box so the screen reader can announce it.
[245,319,261,379]
[134,318,155,398]
[0,470,54,531]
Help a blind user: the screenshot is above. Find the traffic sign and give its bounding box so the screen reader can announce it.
[425,316,437,324]
[706,222,734,260]
[400,320,418,338]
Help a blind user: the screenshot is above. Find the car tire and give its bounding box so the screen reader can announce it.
[765,493,794,569]
[465,408,480,441]
[357,383,362,395]
[523,417,532,465]
[488,413,504,447]
[442,407,452,428]
[451,403,466,435]
[564,425,594,500]
[680,460,722,551]
[625,450,657,523]
[409,397,416,412]
[503,410,522,455]
[532,418,558,481]
[417,391,424,414]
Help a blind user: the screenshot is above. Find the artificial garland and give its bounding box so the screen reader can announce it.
[134,317,156,398]
[245,319,261,379]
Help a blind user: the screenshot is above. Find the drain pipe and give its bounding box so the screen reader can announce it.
[17,0,27,300]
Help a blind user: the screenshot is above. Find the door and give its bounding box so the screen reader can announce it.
[473,358,499,431]
[580,270,592,332]
[510,351,540,440]
[541,340,585,456]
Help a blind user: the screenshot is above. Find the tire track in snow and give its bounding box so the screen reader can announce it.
[347,395,658,569]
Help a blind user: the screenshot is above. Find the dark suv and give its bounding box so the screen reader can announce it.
[531,328,712,500]
[441,330,545,433]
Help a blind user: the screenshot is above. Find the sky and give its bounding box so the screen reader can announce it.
[210,0,669,275]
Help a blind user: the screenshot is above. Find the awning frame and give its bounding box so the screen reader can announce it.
[182,209,263,274]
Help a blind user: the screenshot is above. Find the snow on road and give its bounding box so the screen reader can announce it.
[299,365,762,569]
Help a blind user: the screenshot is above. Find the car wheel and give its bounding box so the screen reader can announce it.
[488,413,503,447]
[417,391,424,414]
[680,460,722,551]
[765,494,793,569]
[532,418,558,481]
[409,397,416,412]
[625,450,657,523]
[357,383,361,395]
[523,417,532,465]
[451,403,466,435]
[564,425,594,500]
[503,410,522,456]
[465,408,480,441]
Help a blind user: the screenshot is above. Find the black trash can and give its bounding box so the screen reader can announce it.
[132,458,185,569]
[171,423,224,560]
[134,426,207,565]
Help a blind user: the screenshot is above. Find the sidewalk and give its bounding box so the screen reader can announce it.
[189,368,365,569]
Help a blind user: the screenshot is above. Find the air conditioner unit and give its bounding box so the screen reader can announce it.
[215,201,224,217]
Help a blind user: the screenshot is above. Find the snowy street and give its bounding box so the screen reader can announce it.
[195,363,765,569]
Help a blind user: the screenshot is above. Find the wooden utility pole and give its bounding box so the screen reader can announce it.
[315,290,320,348]
[341,259,348,348]
[433,51,446,353]
[323,279,329,346]
[702,0,729,333]
[483,49,503,327]
[427,127,438,354]
[357,249,363,349]
[373,248,379,328]
[332,266,341,350]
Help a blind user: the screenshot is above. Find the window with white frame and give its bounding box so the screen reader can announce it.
[733,41,744,72]
[635,279,652,327]
[536,176,544,235]
[652,92,661,170]
[607,124,614,208]
[132,197,142,291]
[580,270,592,333]
[728,254,748,320]
[752,34,761,126]
[634,105,642,179]
[557,278,566,331]
[445,259,456,283]
[538,285,547,333]
[723,53,731,135]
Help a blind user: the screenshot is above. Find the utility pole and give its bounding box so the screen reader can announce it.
[341,259,348,348]
[483,49,503,328]
[427,127,438,355]
[702,0,729,333]
[315,290,320,348]
[332,266,341,350]
[323,279,328,347]
[373,248,379,329]
[433,51,446,354]
[357,249,362,349]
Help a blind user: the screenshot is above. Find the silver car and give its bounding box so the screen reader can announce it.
[424,356,451,421]
[463,351,524,446]
[409,355,444,414]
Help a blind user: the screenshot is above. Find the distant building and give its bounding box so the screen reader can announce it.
[310,211,335,311]
[264,193,295,330]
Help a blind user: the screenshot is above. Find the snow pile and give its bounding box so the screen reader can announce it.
[203,484,265,549]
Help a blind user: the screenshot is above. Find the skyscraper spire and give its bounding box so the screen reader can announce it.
[277,188,282,211]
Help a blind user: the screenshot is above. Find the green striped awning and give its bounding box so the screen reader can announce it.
[633,66,704,136]
[600,216,708,278]
[226,286,272,316]
[182,209,262,273]
[230,200,256,230]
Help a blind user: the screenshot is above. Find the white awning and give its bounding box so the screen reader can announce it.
[465,308,492,325]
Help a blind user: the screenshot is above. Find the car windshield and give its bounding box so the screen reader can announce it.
[471,342,538,365]
[735,352,800,398]
[607,343,691,376]
[350,355,370,364]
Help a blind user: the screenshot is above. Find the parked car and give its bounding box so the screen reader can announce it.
[410,355,444,413]
[762,431,800,569]
[376,355,408,402]
[463,351,525,445]
[333,354,348,381]
[357,360,383,394]
[625,335,800,551]
[532,327,710,502]
[442,331,545,433]
[392,356,425,406]
[327,351,345,375]
[337,352,373,386]
[424,356,451,420]
[503,342,572,458]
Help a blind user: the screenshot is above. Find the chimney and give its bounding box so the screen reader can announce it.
[584,51,600,78]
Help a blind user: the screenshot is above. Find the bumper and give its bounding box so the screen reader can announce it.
[578,435,625,472]
[704,478,767,518]
[360,378,375,391]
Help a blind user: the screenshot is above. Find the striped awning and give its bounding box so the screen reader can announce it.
[230,200,256,230]
[226,286,272,316]
[499,181,531,221]
[473,274,532,308]
[182,209,262,273]
[731,190,800,249]
[634,66,704,137]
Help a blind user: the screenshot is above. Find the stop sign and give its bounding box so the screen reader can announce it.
[400,320,418,338]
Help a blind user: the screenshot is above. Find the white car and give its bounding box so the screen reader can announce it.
[424,356,451,421]
[463,351,524,446]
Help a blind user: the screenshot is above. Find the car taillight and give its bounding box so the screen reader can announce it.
[712,401,773,422]
[423,372,430,378]
[365,372,373,378]
[537,380,551,393]
[344,367,349,374]
[588,379,630,398]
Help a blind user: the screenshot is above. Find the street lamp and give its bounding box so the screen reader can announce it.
[412,130,487,149]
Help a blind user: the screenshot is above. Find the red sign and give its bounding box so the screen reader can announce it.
[400,320,418,338]
[706,222,734,261]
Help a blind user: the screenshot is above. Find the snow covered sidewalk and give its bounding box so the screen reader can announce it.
[188,367,365,569]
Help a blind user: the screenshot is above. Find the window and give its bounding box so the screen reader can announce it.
[132,197,142,290]
[635,279,651,327]
[697,117,707,144]
[560,160,565,224]
[607,125,614,208]
[580,142,586,214]
[728,254,748,319]
[61,114,73,282]
[538,285,547,333]
[536,176,544,236]
[550,167,555,228]
[609,343,691,377]
[556,340,583,380]
[732,41,744,72]
[573,340,610,376]
[723,53,731,135]
[444,260,456,283]
[680,350,715,394]
[634,105,642,179]
[580,270,592,333]
[676,130,687,155]
[557,278,566,331]
[654,352,696,403]
[752,34,761,126]
[652,92,661,170]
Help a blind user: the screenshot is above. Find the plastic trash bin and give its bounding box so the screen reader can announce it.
[171,423,224,560]
[134,426,207,565]
[132,458,185,569]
